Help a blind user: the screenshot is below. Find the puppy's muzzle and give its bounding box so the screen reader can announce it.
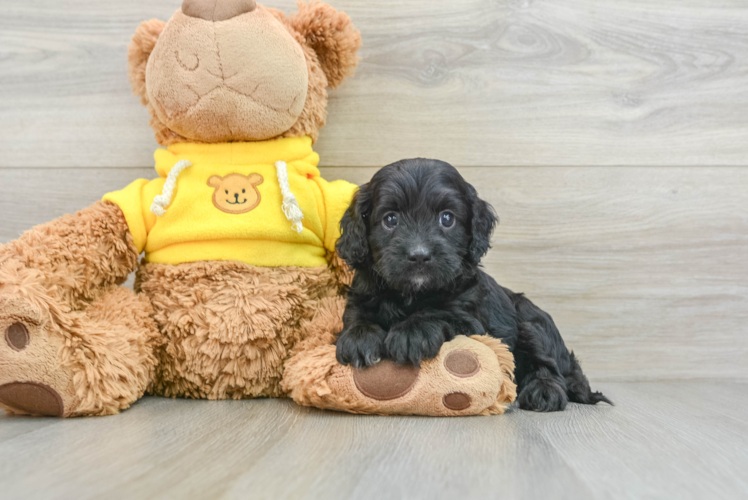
[408,246,432,264]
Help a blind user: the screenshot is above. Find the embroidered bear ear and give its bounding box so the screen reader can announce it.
[289,2,362,89]
[128,19,167,105]
[207,175,224,188]
[247,173,264,186]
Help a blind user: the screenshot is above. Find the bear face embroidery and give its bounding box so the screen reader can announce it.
[207,173,264,214]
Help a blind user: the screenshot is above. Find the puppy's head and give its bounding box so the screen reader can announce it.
[337,158,498,295]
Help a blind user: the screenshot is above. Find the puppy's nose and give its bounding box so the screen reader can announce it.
[408,247,432,264]
[182,0,257,22]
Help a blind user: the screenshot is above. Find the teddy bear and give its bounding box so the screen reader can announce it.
[0,0,516,418]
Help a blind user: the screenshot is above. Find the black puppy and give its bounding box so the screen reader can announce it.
[335,158,610,412]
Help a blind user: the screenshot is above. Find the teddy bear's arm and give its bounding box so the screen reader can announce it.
[0,201,139,311]
[102,178,152,254]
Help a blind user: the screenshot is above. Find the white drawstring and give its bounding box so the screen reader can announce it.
[151,159,193,216]
[275,161,304,233]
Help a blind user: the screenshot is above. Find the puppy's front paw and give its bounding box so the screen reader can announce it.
[385,321,445,367]
[336,323,386,368]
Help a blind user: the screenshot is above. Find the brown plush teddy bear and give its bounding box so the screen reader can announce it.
[0,0,516,418]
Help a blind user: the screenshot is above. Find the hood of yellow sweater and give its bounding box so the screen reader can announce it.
[155,136,320,177]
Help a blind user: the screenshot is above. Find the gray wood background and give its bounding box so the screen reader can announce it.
[1,0,747,382]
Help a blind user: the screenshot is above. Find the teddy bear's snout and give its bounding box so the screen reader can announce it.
[182,0,256,22]
[231,192,246,204]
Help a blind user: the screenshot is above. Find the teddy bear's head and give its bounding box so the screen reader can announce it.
[129,0,361,145]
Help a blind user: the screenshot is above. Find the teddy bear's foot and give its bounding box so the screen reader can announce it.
[286,335,517,417]
[0,287,160,418]
[0,296,76,416]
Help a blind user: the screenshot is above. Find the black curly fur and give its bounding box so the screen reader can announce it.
[335,158,611,412]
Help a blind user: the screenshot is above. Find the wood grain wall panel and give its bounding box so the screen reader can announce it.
[2,0,748,167]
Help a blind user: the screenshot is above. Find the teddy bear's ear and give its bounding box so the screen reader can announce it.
[289,2,362,89]
[128,19,166,105]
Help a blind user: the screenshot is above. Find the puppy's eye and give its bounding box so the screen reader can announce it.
[439,211,456,229]
[382,212,399,230]
[225,190,229,194]
[242,189,246,193]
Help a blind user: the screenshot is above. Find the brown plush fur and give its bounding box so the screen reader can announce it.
[471,335,517,415]
[136,260,340,399]
[0,287,160,417]
[326,251,355,290]
[289,2,361,89]
[0,202,138,311]
[128,19,179,145]
[62,287,161,416]
[0,203,159,416]
[128,19,166,108]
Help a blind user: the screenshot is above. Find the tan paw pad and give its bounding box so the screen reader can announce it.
[444,350,480,378]
[443,392,472,411]
[353,361,420,401]
[0,382,63,417]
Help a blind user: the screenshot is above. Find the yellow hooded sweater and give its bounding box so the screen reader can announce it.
[103,136,358,268]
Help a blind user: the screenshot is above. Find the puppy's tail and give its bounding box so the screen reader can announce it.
[565,352,613,406]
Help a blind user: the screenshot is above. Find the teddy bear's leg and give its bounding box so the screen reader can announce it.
[0,202,154,417]
[282,298,518,416]
[0,286,160,417]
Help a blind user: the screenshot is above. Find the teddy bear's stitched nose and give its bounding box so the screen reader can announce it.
[182,0,256,22]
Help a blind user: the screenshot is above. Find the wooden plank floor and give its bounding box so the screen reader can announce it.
[1,381,746,499]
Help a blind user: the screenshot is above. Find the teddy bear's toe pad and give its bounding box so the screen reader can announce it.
[353,361,419,400]
[5,323,30,351]
[0,382,63,417]
[443,392,472,411]
[443,350,480,378]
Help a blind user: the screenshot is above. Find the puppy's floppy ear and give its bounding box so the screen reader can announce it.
[290,2,362,89]
[468,185,499,263]
[336,183,372,269]
[128,19,166,105]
